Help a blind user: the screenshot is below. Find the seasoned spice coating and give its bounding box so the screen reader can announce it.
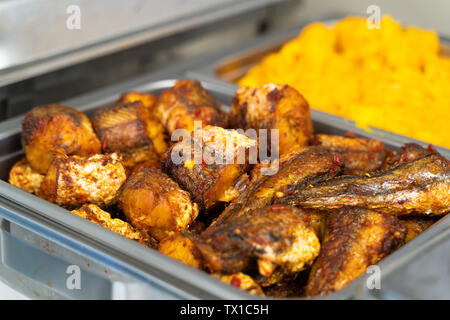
[163,126,256,210]
[155,80,228,136]
[72,204,156,247]
[118,167,199,240]
[230,84,313,156]
[283,153,450,216]
[196,206,320,283]
[312,134,391,175]
[22,104,101,173]
[306,207,407,296]
[40,153,126,208]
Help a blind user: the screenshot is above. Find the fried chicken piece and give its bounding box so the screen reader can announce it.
[283,153,450,216]
[91,100,167,169]
[212,272,264,295]
[72,204,156,247]
[40,153,126,208]
[154,80,228,136]
[9,158,44,195]
[158,233,203,269]
[312,134,390,175]
[400,216,436,243]
[118,167,199,240]
[212,147,342,227]
[196,206,320,284]
[230,84,313,156]
[163,126,256,211]
[22,104,101,173]
[306,207,407,297]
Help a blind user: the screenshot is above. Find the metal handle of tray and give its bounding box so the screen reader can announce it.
[0,217,133,299]
[0,201,185,299]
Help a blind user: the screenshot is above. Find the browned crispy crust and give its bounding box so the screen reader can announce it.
[196,206,320,284]
[162,126,255,211]
[72,204,157,247]
[40,153,127,208]
[116,91,158,109]
[158,232,203,269]
[22,104,101,173]
[230,84,313,156]
[312,134,390,175]
[118,167,199,240]
[213,146,343,226]
[154,80,228,136]
[91,100,167,168]
[400,215,436,243]
[8,158,44,195]
[283,153,450,216]
[306,207,407,297]
[397,143,433,164]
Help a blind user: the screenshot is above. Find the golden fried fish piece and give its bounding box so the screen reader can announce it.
[283,153,450,216]
[230,84,313,156]
[22,104,101,173]
[72,204,156,247]
[118,167,199,240]
[9,158,44,195]
[196,206,320,284]
[163,125,256,211]
[40,153,126,208]
[306,207,407,297]
[158,233,203,269]
[154,80,228,136]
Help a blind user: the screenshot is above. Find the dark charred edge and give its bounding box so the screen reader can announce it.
[267,87,284,113]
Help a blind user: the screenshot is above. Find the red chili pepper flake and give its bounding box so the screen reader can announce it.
[333,152,343,166]
[230,276,241,288]
[372,144,383,152]
[201,156,208,167]
[271,205,285,210]
[428,144,437,153]
[344,131,357,138]
[329,165,340,174]
[101,136,108,152]
[254,236,266,245]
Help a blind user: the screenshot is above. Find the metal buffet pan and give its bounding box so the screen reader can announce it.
[0,75,449,299]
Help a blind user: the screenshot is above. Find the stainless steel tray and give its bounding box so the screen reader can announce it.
[0,75,448,299]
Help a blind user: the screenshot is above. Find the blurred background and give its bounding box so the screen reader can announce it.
[0,0,448,120]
